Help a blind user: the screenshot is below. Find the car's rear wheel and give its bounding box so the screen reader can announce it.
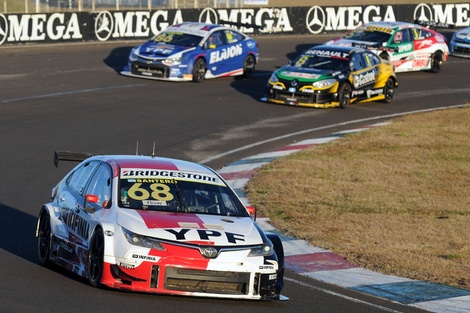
[382,77,395,103]
[192,58,206,82]
[338,82,352,109]
[430,51,443,73]
[37,212,51,266]
[88,228,104,287]
[242,55,256,78]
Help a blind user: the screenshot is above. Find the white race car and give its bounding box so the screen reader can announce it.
[36,152,284,300]
[325,21,449,73]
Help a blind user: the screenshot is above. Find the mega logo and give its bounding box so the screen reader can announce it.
[95,10,184,41]
[305,5,397,34]
[199,7,293,34]
[210,44,243,63]
[0,13,82,44]
[353,70,376,88]
[413,3,469,27]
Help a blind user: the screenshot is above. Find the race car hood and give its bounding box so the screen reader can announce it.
[328,38,383,48]
[274,65,336,83]
[135,40,192,58]
[117,209,263,246]
[454,28,470,43]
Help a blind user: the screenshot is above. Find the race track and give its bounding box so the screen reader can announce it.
[1,34,469,313]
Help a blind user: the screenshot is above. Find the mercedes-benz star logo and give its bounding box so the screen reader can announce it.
[200,246,219,258]
[414,3,433,22]
[0,14,7,45]
[95,11,113,42]
[306,6,326,35]
[199,8,218,25]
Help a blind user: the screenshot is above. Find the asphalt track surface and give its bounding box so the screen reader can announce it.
[1,33,469,313]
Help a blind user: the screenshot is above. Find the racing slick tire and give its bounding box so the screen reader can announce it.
[192,58,206,82]
[242,55,256,78]
[87,228,104,287]
[382,77,395,103]
[266,233,285,293]
[37,211,52,266]
[338,82,352,109]
[430,51,443,73]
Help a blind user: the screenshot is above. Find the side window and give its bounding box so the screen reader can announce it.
[350,53,364,71]
[401,29,411,42]
[207,31,225,49]
[66,161,100,195]
[224,30,243,44]
[365,52,381,66]
[86,164,112,208]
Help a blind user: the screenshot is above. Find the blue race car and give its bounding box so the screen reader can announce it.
[121,22,259,82]
[450,26,470,58]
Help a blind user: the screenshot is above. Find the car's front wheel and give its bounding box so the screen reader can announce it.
[37,212,51,266]
[382,77,395,103]
[192,58,206,82]
[338,82,352,109]
[88,228,104,287]
[242,55,256,78]
[430,51,443,73]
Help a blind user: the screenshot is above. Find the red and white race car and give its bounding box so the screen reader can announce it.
[36,152,284,300]
[325,21,449,73]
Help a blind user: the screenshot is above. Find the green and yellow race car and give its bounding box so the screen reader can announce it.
[263,45,398,109]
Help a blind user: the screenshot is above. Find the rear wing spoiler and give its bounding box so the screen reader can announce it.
[414,20,454,30]
[54,150,95,167]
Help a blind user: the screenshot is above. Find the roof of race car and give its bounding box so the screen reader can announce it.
[163,22,226,37]
[87,155,220,180]
[358,21,420,33]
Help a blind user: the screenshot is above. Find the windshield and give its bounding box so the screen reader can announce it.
[345,30,392,43]
[152,31,202,47]
[292,54,349,71]
[119,179,249,217]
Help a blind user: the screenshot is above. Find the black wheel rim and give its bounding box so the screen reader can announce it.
[194,60,205,81]
[89,231,104,285]
[244,56,255,76]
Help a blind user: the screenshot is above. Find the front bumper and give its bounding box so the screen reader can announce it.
[101,262,282,300]
[265,85,341,108]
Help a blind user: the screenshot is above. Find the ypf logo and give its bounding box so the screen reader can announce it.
[414,3,433,22]
[95,11,113,42]
[0,14,7,45]
[306,6,326,34]
[199,8,218,25]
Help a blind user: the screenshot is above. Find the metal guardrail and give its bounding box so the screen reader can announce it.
[2,0,247,13]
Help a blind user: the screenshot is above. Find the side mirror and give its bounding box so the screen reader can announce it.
[246,205,257,220]
[86,194,99,203]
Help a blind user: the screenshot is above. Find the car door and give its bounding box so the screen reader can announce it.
[58,161,100,248]
[350,52,377,92]
[205,30,244,75]
[389,28,414,62]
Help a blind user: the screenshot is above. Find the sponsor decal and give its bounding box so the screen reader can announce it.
[61,210,90,240]
[366,88,383,98]
[210,44,243,63]
[306,5,397,34]
[412,59,429,67]
[131,254,159,262]
[259,265,275,270]
[396,43,413,53]
[413,3,470,27]
[121,168,222,185]
[280,71,320,79]
[307,49,349,59]
[0,13,82,44]
[353,69,376,88]
[165,228,245,244]
[415,39,434,50]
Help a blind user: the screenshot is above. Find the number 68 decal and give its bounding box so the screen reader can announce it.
[128,183,174,201]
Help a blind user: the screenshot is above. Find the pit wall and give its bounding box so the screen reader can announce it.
[0,3,468,45]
